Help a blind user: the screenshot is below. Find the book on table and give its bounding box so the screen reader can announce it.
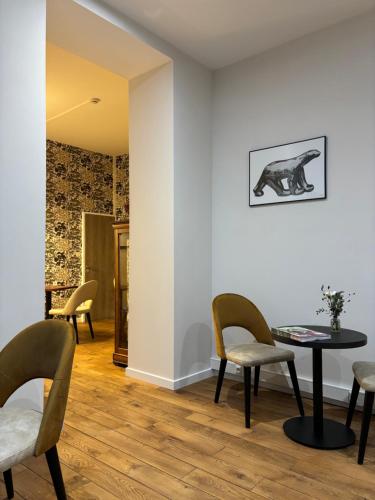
[272,326,331,342]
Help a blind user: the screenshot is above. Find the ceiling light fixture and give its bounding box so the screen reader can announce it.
[47,97,101,123]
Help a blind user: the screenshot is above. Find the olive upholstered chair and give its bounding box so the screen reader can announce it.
[49,280,98,344]
[346,361,375,464]
[0,320,76,499]
[212,293,304,428]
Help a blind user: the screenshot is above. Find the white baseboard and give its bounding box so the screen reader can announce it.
[210,357,368,410]
[126,366,213,390]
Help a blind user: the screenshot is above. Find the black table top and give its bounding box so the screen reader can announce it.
[272,325,367,350]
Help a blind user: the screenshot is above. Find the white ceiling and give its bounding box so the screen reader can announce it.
[101,0,375,68]
[47,43,129,155]
[47,0,170,80]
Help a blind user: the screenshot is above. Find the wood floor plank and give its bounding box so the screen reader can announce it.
[182,469,262,499]
[22,453,89,493]
[10,467,57,500]
[252,477,317,500]
[61,424,211,499]
[161,441,262,492]
[58,440,165,499]
[68,481,119,500]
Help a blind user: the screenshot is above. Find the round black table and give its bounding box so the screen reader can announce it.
[272,325,367,450]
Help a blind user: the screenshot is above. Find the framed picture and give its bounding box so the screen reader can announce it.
[249,136,326,207]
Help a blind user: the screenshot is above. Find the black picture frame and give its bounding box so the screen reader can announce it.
[249,136,327,207]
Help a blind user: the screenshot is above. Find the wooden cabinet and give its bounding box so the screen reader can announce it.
[113,222,129,366]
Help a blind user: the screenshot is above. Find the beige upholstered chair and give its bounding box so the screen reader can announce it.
[49,280,98,344]
[212,293,304,428]
[0,320,75,499]
[346,361,375,464]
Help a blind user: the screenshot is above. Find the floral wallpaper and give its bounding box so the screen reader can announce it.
[46,140,128,307]
[115,154,129,222]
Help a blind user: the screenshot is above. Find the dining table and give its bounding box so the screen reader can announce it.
[45,284,78,319]
[272,325,367,450]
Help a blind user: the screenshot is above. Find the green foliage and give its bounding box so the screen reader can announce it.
[316,285,355,319]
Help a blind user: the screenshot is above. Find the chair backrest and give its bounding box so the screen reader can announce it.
[0,320,76,455]
[212,293,274,359]
[63,280,98,315]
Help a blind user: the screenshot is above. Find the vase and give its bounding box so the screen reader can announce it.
[330,317,341,332]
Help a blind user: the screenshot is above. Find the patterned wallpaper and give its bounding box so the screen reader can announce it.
[115,154,129,221]
[46,140,129,307]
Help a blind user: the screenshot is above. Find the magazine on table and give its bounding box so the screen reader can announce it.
[272,326,331,342]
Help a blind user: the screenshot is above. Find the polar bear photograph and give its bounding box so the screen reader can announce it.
[249,136,326,206]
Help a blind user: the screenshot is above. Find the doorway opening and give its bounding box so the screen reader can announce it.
[46,0,172,382]
[45,41,129,367]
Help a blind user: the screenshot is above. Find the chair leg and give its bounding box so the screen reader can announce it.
[244,366,251,428]
[66,315,70,322]
[86,312,95,339]
[72,315,79,344]
[3,469,14,499]
[214,358,227,403]
[358,391,374,465]
[346,377,360,427]
[287,360,304,416]
[45,445,67,500]
[254,366,260,396]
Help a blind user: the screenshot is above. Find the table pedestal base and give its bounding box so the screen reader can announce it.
[283,416,355,450]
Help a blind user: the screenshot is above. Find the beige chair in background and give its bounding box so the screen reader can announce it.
[0,320,75,500]
[346,361,375,464]
[212,293,304,428]
[49,280,98,344]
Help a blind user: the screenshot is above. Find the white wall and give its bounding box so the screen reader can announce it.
[127,63,175,384]
[75,0,213,388]
[173,58,213,385]
[212,12,375,403]
[0,0,46,409]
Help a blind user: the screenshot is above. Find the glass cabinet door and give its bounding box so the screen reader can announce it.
[113,222,129,365]
[118,231,129,350]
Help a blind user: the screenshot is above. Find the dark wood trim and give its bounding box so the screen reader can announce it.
[254,366,260,396]
[358,391,374,464]
[86,312,95,339]
[346,377,360,428]
[244,366,251,428]
[72,315,79,344]
[113,222,129,366]
[214,358,227,403]
[45,445,67,500]
[287,360,304,416]
[3,469,13,499]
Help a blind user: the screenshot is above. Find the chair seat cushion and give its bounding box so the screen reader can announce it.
[50,306,90,315]
[75,305,90,314]
[226,342,294,367]
[353,361,375,392]
[0,407,43,472]
[49,308,64,315]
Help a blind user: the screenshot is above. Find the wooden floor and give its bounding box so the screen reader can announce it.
[2,320,375,499]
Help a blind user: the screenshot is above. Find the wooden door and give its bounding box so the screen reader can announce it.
[83,213,115,320]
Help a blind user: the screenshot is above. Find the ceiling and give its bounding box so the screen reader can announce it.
[101,0,375,68]
[47,43,129,156]
[47,0,170,80]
